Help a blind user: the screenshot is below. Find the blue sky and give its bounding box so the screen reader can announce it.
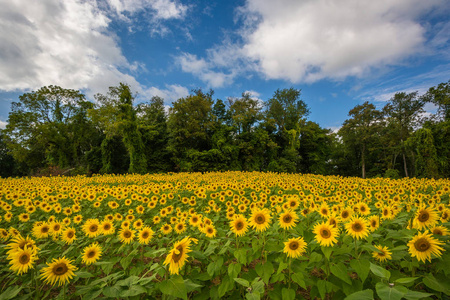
[1,0,449,131]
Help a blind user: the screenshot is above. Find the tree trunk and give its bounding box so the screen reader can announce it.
[402,152,409,177]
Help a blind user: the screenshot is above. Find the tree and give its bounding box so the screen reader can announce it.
[339,101,383,178]
[92,83,146,174]
[383,92,424,177]
[407,128,439,178]
[422,80,450,121]
[167,89,215,171]
[137,96,172,172]
[4,85,97,173]
[298,121,333,174]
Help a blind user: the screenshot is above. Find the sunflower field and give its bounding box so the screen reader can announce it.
[1,172,449,300]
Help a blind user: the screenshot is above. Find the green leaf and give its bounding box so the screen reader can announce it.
[228,263,241,279]
[255,261,274,284]
[159,275,188,300]
[350,259,370,283]
[184,279,203,293]
[115,276,140,287]
[376,282,406,300]
[75,271,94,278]
[422,273,450,295]
[0,286,23,300]
[204,242,218,256]
[207,257,224,277]
[291,272,306,289]
[120,285,147,297]
[234,249,248,264]
[403,290,434,300]
[281,288,296,300]
[344,289,374,300]
[246,292,260,300]
[309,252,323,264]
[330,262,352,285]
[234,278,250,288]
[322,246,333,260]
[102,286,122,298]
[218,275,234,298]
[317,280,333,300]
[394,277,418,284]
[277,261,288,275]
[370,263,391,280]
[251,277,265,294]
[120,255,134,270]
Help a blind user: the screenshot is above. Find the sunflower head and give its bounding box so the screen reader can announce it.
[82,243,102,265]
[40,257,77,286]
[279,210,299,230]
[249,208,272,233]
[283,237,307,258]
[163,237,192,275]
[372,245,392,262]
[313,222,338,247]
[230,215,248,237]
[345,217,370,240]
[408,231,445,263]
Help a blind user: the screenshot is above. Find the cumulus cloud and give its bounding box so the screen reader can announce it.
[177,53,235,88]
[0,0,187,95]
[144,84,189,104]
[0,120,7,129]
[178,0,446,86]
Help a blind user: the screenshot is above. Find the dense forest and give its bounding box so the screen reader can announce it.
[0,80,449,179]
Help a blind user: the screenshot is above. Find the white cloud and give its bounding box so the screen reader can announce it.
[177,53,235,88]
[0,0,187,96]
[240,0,445,83]
[0,120,7,129]
[178,0,447,86]
[144,84,189,104]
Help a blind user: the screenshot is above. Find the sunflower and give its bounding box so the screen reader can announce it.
[230,214,248,237]
[339,208,352,222]
[138,226,154,244]
[118,228,135,244]
[189,214,202,227]
[408,231,445,263]
[40,257,77,286]
[100,220,115,235]
[358,203,371,216]
[18,213,30,222]
[161,224,173,235]
[204,225,217,238]
[313,222,339,247]
[49,221,64,237]
[174,222,187,235]
[61,227,76,245]
[33,222,50,239]
[431,226,449,236]
[326,215,339,228]
[82,243,102,265]
[82,219,101,238]
[283,237,307,258]
[249,208,272,233]
[8,246,37,275]
[372,245,392,262]
[6,235,39,255]
[279,210,299,230]
[413,205,439,230]
[368,215,380,231]
[133,219,143,230]
[318,203,330,218]
[153,216,161,224]
[345,217,370,240]
[163,237,192,275]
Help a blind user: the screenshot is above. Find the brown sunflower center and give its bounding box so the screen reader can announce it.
[53,225,60,231]
[342,211,349,218]
[103,224,111,230]
[289,241,299,250]
[67,231,74,238]
[19,253,30,264]
[207,228,213,234]
[87,250,96,258]
[89,225,98,232]
[172,246,183,263]
[142,232,149,238]
[255,214,266,224]
[235,221,244,230]
[418,211,429,222]
[352,222,363,232]
[321,209,328,215]
[53,263,69,275]
[432,229,443,236]
[41,226,49,233]
[414,238,430,252]
[283,215,292,223]
[123,230,132,238]
[321,229,331,238]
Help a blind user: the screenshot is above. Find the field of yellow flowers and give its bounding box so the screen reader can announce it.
[1,172,449,299]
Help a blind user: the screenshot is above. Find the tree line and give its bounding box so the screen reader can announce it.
[0,80,449,178]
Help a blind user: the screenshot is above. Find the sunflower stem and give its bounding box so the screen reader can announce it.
[354,238,358,258]
[288,257,292,289]
[63,284,66,300]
